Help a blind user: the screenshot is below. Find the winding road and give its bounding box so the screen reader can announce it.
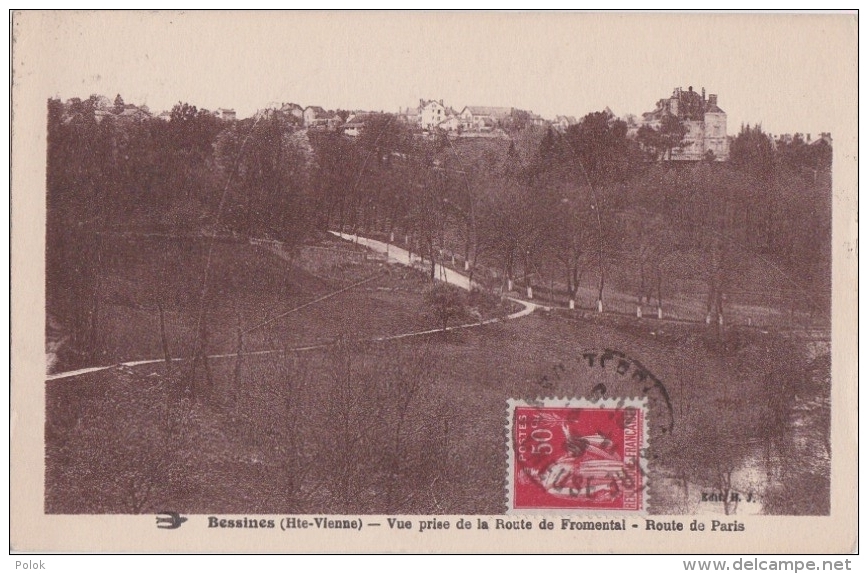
[327,231,540,318]
[46,233,541,381]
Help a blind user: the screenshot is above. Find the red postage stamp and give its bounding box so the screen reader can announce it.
[507,398,648,514]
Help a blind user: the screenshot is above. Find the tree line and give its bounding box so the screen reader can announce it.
[316,110,831,324]
[48,95,832,355]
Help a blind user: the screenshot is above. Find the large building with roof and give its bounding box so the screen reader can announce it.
[459,105,513,131]
[642,86,729,161]
[420,99,447,130]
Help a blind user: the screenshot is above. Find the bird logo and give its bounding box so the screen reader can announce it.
[155,511,187,529]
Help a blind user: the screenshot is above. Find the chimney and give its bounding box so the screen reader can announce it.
[807,133,812,142]
[439,99,443,106]
[708,94,718,106]
[702,87,706,100]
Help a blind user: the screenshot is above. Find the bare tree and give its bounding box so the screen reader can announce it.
[620,207,679,317]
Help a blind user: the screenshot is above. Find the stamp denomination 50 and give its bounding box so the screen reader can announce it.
[507,398,648,514]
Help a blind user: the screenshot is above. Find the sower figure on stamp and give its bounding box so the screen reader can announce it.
[526,423,626,501]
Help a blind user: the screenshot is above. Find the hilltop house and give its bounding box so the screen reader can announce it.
[420,99,447,130]
[529,113,548,127]
[552,115,578,132]
[397,106,421,126]
[303,106,341,129]
[437,116,461,132]
[459,106,513,131]
[341,113,377,137]
[641,86,728,161]
[280,103,305,122]
[215,108,237,121]
[303,106,327,127]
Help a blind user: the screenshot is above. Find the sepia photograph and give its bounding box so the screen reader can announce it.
[11,10,857,553]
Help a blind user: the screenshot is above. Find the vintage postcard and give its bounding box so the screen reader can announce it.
[10,11,857,553]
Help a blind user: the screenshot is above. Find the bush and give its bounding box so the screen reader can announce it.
[467,287,500,316]
[423,283,469,331]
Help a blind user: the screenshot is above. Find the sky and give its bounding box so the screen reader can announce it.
[14,11,857,138]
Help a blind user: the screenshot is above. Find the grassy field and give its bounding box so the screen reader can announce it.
[354,223,828,333]
[45,239,830,515]
[49,234,516,373]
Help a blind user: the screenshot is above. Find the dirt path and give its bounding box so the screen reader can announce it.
[47,235,541,381]
[329,232,476,290]
[327,231,541,318]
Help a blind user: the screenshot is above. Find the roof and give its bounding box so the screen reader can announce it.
[643,89,727,121]
[462,106,513,117]
[343,113,376,128]
[305,106,327,114]
[119,107,151,117]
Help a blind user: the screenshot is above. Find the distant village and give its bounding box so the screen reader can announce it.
[73,87,832,163]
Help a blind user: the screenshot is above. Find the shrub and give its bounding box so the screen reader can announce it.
[423,283,469,331]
